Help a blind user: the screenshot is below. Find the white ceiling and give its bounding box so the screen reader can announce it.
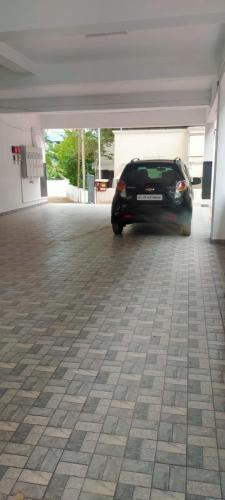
[0,0,224,125]
[0,24,224,64]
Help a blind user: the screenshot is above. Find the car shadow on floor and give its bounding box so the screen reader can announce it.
[123,223,182,237]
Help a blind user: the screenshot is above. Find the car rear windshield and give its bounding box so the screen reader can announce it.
[122,162,183,186]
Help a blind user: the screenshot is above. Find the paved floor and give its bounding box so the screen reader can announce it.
[0,203,225,500]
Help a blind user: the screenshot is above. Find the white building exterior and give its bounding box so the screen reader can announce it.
[113,128,205,181]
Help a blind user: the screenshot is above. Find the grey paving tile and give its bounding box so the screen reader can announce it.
[151,490,185,500]
[119,470,152,488]
[158,422,173,442]
[152,463,169,490]
[187,480,221,498]
[122,458,154,474]
[26,446,49,470]
[40,449,63,473]
[187,446,204,468]
[169,465,186,492]
[133,485,151,500]
[44,473,68,499]
[156,451,186,467]
[55,461,87,476]
[82,477,117,496]
[12,482,47,499]
[87,454,107,479]
[114,482,135,499]
[61,450,91,465]
[4,443,33,457]
[0,466,8,480]
[79,495,113,500]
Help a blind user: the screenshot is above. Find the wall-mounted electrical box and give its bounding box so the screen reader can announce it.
[20,146,44,178]
[11,146,22,165]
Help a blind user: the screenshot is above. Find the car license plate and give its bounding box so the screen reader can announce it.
[137,194,163,201]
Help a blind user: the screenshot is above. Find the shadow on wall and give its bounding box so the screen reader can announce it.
[212,199,225,242]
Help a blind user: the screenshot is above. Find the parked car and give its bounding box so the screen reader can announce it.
[111,158,201,236]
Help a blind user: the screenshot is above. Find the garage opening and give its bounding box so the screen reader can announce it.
[45,126,207,208]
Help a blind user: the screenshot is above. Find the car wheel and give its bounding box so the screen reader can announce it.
[180,223,191,236]
[112,222,123,235]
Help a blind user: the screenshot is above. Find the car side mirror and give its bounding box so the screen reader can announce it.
[191,177,201,185]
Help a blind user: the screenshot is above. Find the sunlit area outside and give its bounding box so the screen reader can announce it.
[46,128,114,203]
[45,126,205,205]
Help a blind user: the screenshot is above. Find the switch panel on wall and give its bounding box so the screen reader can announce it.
[20,146,44,178]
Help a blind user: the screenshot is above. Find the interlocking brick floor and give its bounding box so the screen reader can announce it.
[0,202,225,499]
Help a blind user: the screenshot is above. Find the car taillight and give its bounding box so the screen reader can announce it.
[176,180,187,193]
[116,180,126,198]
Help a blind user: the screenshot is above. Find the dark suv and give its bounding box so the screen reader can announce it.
[111,158,201,236]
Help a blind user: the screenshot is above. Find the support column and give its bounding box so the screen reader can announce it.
[211,74,225,241]
[204,123,215,162]
[202,123,215,204]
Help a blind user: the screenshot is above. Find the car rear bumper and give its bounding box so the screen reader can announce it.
[112,204,192,225]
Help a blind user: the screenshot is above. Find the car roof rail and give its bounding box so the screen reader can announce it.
[130,158,140,162]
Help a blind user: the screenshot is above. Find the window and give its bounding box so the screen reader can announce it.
[122,163,182,186]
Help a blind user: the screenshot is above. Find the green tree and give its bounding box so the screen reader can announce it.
[45,128,114,186]
[52,130,79,186]
[100,129,114,160]
[44,132,64,180]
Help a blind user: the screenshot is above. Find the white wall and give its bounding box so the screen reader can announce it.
[66,183,88,203]
[204,123,215,161]
[47,179,88,203]
[0,113,47,214]
[188,126,205,177]
[113,129,188,179]
[189,134,205,157]
[211,72,225,240]
[96,188,115,204]
[47,178,113,204]
[47,179,67,198]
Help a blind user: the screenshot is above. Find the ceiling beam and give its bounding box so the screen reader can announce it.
[40,107,208,129]
[0,77,212,99]
[0,89,210,113]
[0,54,216,91]
[0,42,37,74]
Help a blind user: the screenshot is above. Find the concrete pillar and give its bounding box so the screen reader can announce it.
[211,73,225,240]
[204,123,215,162]
[202,123,215,206]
